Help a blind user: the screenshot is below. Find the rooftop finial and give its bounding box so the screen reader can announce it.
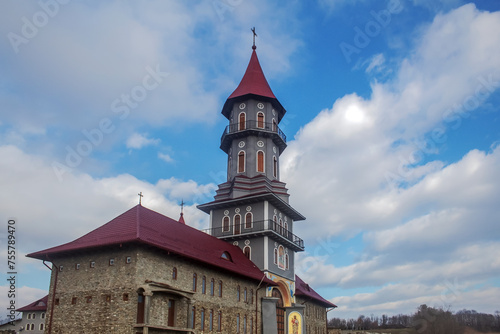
[251,27,257,50]
[138,192,144,205]
[180,199,184,215]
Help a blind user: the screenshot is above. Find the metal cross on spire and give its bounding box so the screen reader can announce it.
[180,199,184,214]
[251,27,257,50]
[138,192,143,205]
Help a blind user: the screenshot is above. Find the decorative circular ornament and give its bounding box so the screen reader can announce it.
[257,141,264,147]
[274,209,277,214]
[246,206,252,212]
[239,103,246,110]
[272,109,276,116]
[238,141,245,148]
[233,241,239,246]
[245,240,250,246]
[235,208,240,213]
[273,147,276,153]
[257,102,264,110]
[224,210,229,216]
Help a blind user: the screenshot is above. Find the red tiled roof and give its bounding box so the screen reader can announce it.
[27,205,275,285]
[228,49,276,100]
[221,49,286,121]
[17,295,48,312]
[295,275,337,308]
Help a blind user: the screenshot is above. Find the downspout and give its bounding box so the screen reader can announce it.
[43,257,58,334]
[326,306,337,332]
[255,274,267,334]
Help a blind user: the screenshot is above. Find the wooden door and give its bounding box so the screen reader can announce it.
[272,289,285,334]
[137,293,145,324]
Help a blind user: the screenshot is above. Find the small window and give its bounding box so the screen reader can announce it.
[126,256,132,264]
[109,258,115,266]
[221,251,232,261]
[201,308,205,330]
[172,267,177,280]
[202,276,206,294]
[209,309,214,331]
[222,216,230,232]
[59,265,63,272]
[239,112,246,131]
[123,293,129,301]
[192,273,197,292]
[238,151,245,173]
[236,313,240,333]
[41,312,46,319]
[210,278,215,296]
[218,311,222,332]
[39,323,44,330]
[257,151,264,173]
[27,313,31,320]
[75,263,80,270]
[218,280,223,297]
[71,297,77,305]
[245,212,252,229]
[237,285,240,302]
[90,261,95,268]
[257,112,265,128]
[244,287,247,303]
[273,156,277,178]
[54,298,59,306]
[243,246,251,260]
[250,289,254,304]
[191,306,196,329]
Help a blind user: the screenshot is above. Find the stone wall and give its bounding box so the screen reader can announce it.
[297,296,329,334]
[43,244,267,334]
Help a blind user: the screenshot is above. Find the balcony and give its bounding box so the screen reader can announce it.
[203,219,304,252]
[220,121,287,153]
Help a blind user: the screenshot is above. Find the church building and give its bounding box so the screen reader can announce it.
[28,41,336,334]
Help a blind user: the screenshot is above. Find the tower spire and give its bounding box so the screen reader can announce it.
[178,199,185,224]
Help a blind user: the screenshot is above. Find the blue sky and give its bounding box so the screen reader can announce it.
[1,0,500,321]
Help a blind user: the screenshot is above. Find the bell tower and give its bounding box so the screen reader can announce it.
[198,41,305,306]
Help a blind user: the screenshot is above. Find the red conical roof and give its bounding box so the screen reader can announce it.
[222,48,286,121]
[228,49,276,99]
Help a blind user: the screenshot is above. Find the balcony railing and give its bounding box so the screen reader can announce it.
[203,219,304,250]
[221,121,287,144]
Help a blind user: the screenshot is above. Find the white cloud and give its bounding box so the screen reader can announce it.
[286,4,500,318]
[158,152,174,163]
[365,53,385,73]
[0,145,215,255]
[126,133,160,149]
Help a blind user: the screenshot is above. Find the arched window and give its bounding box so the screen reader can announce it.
[273,119,277,132]
[285,254,289,270]
[244,287,248,303]
[201,308,205,330]
[222,216,230,232]
[257,151,264,173]
[202,276,206,294]
[279,218,284,235]
[273,248,278,265]
[273,156,277,178]
[239,112,246,130]
[191,306,196,329]
[218,311,222,331]
[244,314,248,333]
[237,285,240,302]
[243,246,251,260]
[278,246,285,270]
[209,309,214,331]
[250,289,254,304]
[238,151,245,173]
[172,267,177,280]
[210,278,215,296]
[245,212,252,229]
[218,281,223,297]
[236,314,240,333]
[257,112,264,128]
[234,214,241,235]
[192,273,197,292]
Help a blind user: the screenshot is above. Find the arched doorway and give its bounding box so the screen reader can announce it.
[272,288,285,334]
